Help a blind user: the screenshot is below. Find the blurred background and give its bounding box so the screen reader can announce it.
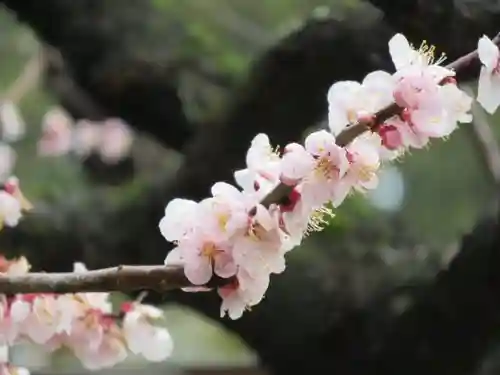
[1,0,500,375]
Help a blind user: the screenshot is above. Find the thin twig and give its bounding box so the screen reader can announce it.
[0,32,498,295]
[3,51,43,104]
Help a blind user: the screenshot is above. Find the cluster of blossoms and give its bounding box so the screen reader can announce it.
[159,33,500,319]
[0,102,32,231]
[0,257,172,372]
[38,107,134,164]
[0,30,499,373]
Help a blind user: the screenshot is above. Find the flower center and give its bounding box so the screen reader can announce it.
[201,242,219,258]
[357,162,379,182]
[417,40,446,65]
[216,210,230,232]
[315,157,339,180]
[248,222,267,241]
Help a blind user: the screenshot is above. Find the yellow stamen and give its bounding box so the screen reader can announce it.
[315,157,338,180]
[347,109,358,124]
[201,242,219,258]
[217,212,229,232]
[417,40,447,65]
[357,162,380,182]
[305,206,335,236]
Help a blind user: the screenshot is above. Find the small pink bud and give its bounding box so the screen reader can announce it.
[346,150,355,164]
[120,302,134,313]
[441,76,457,85]
[378,124,403,150]
[280,188,301,213]
[3,182,15,195]
[400,108,411,123]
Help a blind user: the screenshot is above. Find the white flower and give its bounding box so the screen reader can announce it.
[388,33,452,81]
[440,83,473,124]
[0,297,27,345]
[72,120,101,158]
[38,107,73,156]
[159,198,199,243]
[477,35,500,114]
[218,270,269,320]
[343,138,381,193]
[0,101,25,142]
[123,304,173,362]
[98,118,134,164]
[281,130,349,208]
[72,327,128,370]
[234,133,281,198]
[0,191,22,229]
[328,71,395,136]
[21,295,79,345]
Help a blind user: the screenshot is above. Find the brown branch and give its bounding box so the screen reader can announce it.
[0,265,190,294]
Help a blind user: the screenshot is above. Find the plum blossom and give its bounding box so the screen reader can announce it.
[0,298,26,345]
[388,33,452,81]
[0,256,30,276]
[394,70,458,139]
[165,226,236,285]
[4,177,33,212]
[231,203,285,278]
[73,119,134,163]
[159,198,200,244]
[203,182,256,241]
[0,192,22,229]
[342,138,381,194]
[477,35,500,114]
[281,130,349,208]
[327,72,402,161]
[97,119,134,164]
[218,270,270,320]
[122,303,173,361]
[72,120,102,158]
[71,325,128,371]
[380,67,471,152]
[39,112,134,164]
[440,83,473,124]
[19,294,78,345]
[328,71,395,135]
[234,133,281,197]
[37,107,73,156]
[0,102,25,143]
[163,184,257,285]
